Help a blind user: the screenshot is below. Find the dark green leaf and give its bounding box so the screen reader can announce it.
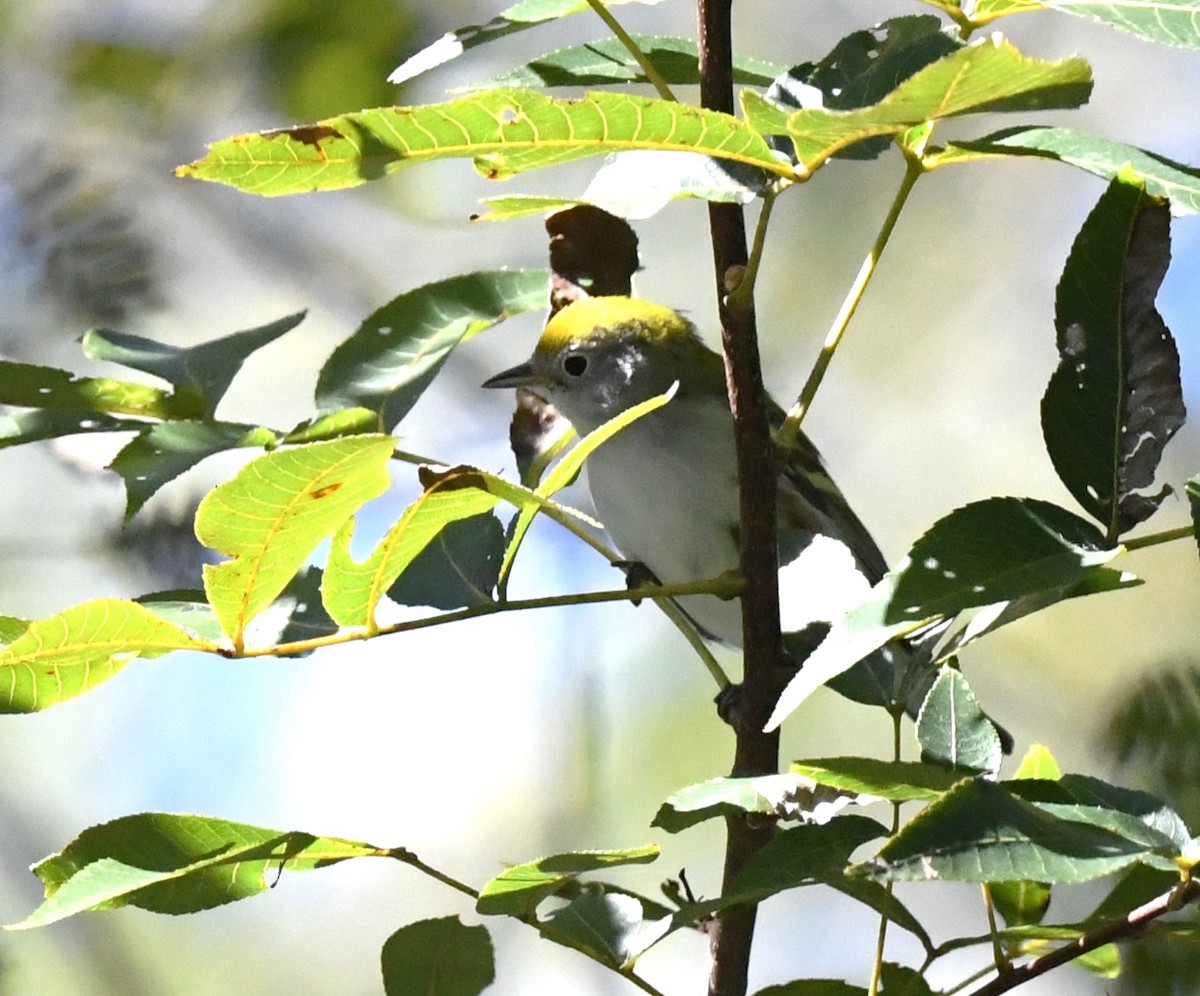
[541,889,672,968]
[821,877,934,953]
[1055,774,1192,852]
[381,917,494,996]
[315,270,549,432]
[387,513,503,609]
[762,15,962,161]
[282,408,381,443]
[937,126,1200,215]
[888,497,1127,623]
[1042,0,1200,49]
[858,779,1168,884]
[1042,173,1184,537]
[10,814,380,927]
[82,312,305,417]
[467,35,782,89]
[476,845,658,916]
[110,421,277,520]
[879,963,935,996]
[917,666,1003,775]
[730,817,887,897]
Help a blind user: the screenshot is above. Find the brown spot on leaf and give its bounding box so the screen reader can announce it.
[309,483,344,500]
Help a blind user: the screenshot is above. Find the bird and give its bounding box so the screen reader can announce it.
[483,295,918,712]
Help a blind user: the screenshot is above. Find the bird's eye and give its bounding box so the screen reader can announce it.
[562,353,588,377]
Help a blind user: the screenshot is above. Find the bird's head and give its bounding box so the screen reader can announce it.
[483,296,722,434]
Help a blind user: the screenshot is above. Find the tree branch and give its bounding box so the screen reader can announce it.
[968,879,1200,996]
[698,1,783,993]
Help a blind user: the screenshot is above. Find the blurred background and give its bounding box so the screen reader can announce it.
[0,0,1198,993]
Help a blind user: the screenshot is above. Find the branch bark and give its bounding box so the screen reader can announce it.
[697,1,784,993]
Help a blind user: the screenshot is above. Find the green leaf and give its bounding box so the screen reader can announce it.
[0,409,152,450]
[936,126,1200,215]
[541,889,672,968]
[472,195,588,221]
[747,36,1091,175]
[465,35,783,90]
[282,408,381,443]
[767,574,936,731]
[858,778,1169,885]
[175,91,796,196]
[315,270,549,432]
[9,814,381,928]
[82,312,305,418]
[388,0,668,84]
[110,421,278,520]
[917,666,1003,775]
[381,917,494,996]
[1043,173,1184,538]
[760,15,963,162]
[1013,743,1063,780]
[652,773,839,833]
[879,964,936,996]
[476,845,659,916]
[323,467,508,629]
[197,436,395,647]
[788,757,963,802]
[888,497,1130,624]
[387,513,504,610]
[990,879,1051,927]
[0,599,210,713]
[1043,0,1200,49]
[0,360,184,419]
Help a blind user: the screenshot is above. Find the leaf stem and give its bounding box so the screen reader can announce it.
[777,153,924,447]
[980,883,1008,977]
[726,189,778,318]
[389,847,479,899]
[868,709,904,996]
[1123,523,1194,551]
[583,0,677,101]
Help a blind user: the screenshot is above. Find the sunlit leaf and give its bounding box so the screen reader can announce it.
[652,773,860,833]
[745,36,1091,175]
[315,270,550,431]
[9,814,381,928]
[0,409,149,450]
[381,917,494,996]
[176,91,795,196]
[0,599,210,713]
[1043,0,1200,49]
[82,312,305,417]
[1043,173,1184,538]
[197,436,395,647]
[788,757,963,802]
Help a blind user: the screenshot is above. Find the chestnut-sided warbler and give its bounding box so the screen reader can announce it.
[484,296,909,706]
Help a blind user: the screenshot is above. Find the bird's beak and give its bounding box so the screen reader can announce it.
[482,361,539,390]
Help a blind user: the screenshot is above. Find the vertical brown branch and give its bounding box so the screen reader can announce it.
[697,1,784,993]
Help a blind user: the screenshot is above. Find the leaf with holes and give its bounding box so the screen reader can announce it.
[315,270,549,432]
[0,599,210,713]
[175,91,796,196]
[1043,172,1184,539]
[0,360,186,420]
[197,436,395,647]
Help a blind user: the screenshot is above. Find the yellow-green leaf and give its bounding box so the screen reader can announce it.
[197,436,395,647]
[175,90,796,196]
[0,599,211,712]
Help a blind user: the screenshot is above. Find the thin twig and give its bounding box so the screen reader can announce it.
[1123,524,1195,551]
[583,0,677,101]
[868,710,905,996]
[777,154,924,447]
[229,575,744,660]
